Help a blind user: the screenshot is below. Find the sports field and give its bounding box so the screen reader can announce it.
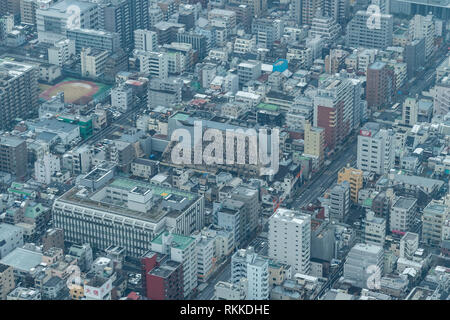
[39,77,111,104]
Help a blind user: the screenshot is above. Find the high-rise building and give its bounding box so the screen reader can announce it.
[36,0,99,43]
[208,8,237,31]
[176,31,208,59]
[99,0,149,51]
[0,13,13,43]
[34,153,60,184]
[151,231,198,298]
[148,77,182,109]
[137,51,168,79]
[338,166,363,203]
[0,264,15,300]
[372,0,390,13]
[310,10,341,42]
[433,77,450,116]
[300,0,322,25]
[0,0,21,20]
[53,177,205,257]
[251,18,278,49]
[80,48,109,78]
[193,233,215,282]
[344,243,384,289]
[20,0,39,26]
[399,232,419,260]
[404,38,425,78]
[47,38,75,67]
[402,96,419,126]
[366,61,396,111]
[422,201,448,246]
[409,14,435,60]
[111,84,134,112]
[134,29,158,52]
[230,185,260,241]
[142,252,184,300]
[148,5,164,28]
[391,0,449,20]
[313,73,355,151]
[291,0,301,25]
[268,208,311,275]
[0,59,39,131]
[363,211,386,247]
[0,136,28,178]
[67,28,121,54]
[304,121,325,163]
[237,60,261,85]
[329,181,350,222]
[357,122,394,175]
[390,197,417,233]
[346,11,393,49]
[231,247,269,300]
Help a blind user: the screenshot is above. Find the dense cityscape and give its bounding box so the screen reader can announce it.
[0,0,449,304]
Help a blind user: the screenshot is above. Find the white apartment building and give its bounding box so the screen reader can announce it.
[399,232,419,260]
[269,208,311,275]
[193,233,215,282]
[34,153,61,184]
[234,36,256,54]
[47,38,75,66]
[390,197,417,233]
[134,29,157,52]
[231,247,269,300]
[422,200,449,246]
[111,84,134,112]
[409,14,435,60]
[364,211,386,247]
[80,48,108,78]
[357,49,377,73]
[310,14,341,42]
[201,63,217,88]
[357,122,395,175]
[433,77,450,116]
[208,8,236,32]
[237,60,261,85]
[137,51,168,80]
[151,231,198,298]
[286,46,313,68]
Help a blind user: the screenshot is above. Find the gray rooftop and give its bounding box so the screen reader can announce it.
[0,136,25,148]
[393,197,417,210]
[393,174,444,191]
[0,248,43,273]
[0,223,23,240]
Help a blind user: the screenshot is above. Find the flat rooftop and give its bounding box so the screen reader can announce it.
[151,231,195,251]
[57,177,199,224]
[41,0,98,13]
[393,197,417,210]
[0,248,43,273]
